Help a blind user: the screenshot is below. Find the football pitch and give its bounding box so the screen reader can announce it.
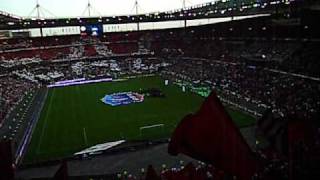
[24,76,255,164]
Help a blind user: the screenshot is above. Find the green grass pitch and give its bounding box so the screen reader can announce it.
[24,76,255,164]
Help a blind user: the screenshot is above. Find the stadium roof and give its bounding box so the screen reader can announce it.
[0,0,304,30]
[0,10,21,23]
[1,0,212,18]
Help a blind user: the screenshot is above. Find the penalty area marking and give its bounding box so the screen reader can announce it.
[139,124,165,137]
[139,124,164,130]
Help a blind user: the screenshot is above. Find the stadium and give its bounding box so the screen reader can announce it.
[0,0,319,179]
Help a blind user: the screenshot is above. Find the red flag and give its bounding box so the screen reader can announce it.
[0,140,14,180]
[288,120,316,180]
[168,91,259,180]
[54,161,68,180]
[257,109,288,155]
[288,120,314,146]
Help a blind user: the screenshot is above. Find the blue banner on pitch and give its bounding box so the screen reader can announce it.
[101,92,144,106]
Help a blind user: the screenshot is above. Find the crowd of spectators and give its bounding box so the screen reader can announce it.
[0,19,319,180]
[278,42,320,77]
[162,57,320,122]
[1,35,319,131]
[0,76,37,125]
[239,41,300,63]
[0,25,319,127]
[0,56,166,133]
[114,161,238,180]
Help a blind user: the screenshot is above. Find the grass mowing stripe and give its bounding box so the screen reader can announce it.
[36,90,55,154]
[24,76,255,163]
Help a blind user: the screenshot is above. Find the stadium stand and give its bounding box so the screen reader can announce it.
[0,0,320,179]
